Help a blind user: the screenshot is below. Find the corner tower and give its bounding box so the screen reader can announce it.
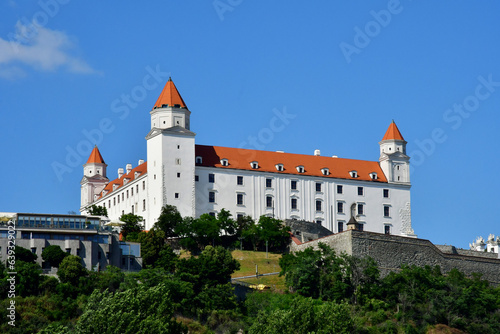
[81,146,109,208]
[379,121,410,184]
[145,78,196,228]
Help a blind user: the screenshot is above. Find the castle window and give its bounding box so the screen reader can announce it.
[397,165,400,170]
[291,180,297,190]
[337,202,344,213]
[209,191,215,203]
[384,225,391,235]
[266,178,272,188]
[369,172,377,180]
[177,172,181,178]
[131,188,133,196]
[296,165,305,173]
[127,190,129,198]
[237,193,244,205]
[338,221,344,232]
[136,185,139,193]
[209,212,216,217]
[291,198,297,210]
[209,173,215,183]
[358,187,364,196]
[131,205,134,214]
[358,223,364,231]
[177,145,180,149]
[321,168,330,176]
[122,193,124,201]
[221,159,229,166]
[196,156,203,164]
[357,203,364,215]
[175,159,181,165]
[118,196,120,204]
[383,189,389,198]
[143,181,145,190]
[384,205,390,217]
[337,185,343,194]
[237,176,243,185]
[266,196,273,208]
[315,182,322,192]
[276,164,284,171]
[195,175,199,182]
[114,198,116,205]
[315,200,322,212]
[143,199,146,211]
[349,171,358,178]
[251,161,259,169]
[175,193,179,199]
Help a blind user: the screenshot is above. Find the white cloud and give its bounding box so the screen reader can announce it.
[0,21,97,79]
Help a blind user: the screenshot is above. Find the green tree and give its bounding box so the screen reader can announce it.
[155,204,183,238]
[120,213,144,241]
[88,204,108,217]
[176,245,240,291]
[217,209,236,236]
[15,260,43,297]
[176,214,220,251]
[248,295,354,334]
[41,245,69,268]
[75,284,187,333]
[256,216,290,252]
[14,245,37,263]
[57,255,87,285]
[136,229,168,268]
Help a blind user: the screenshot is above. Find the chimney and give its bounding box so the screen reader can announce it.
[314,149,320,156]
[126,164,132,174]
[118,168,124,178]
[138,159,144,165]
[332,155,338,158]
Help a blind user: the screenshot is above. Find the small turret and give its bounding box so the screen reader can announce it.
[81,146,109,208]
[379,120,410,184]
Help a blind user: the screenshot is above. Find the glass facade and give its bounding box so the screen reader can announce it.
[16,215,101,231]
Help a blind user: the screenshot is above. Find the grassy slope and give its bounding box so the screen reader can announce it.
[231,250,286,291]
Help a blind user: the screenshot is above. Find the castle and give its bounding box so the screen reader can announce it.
[80,78,416,236]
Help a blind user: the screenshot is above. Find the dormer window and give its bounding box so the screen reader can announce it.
[123,178,129,185]
[275,164,284,172]
[196,156,203,164]
[369,172,378,180]
[349,171,358,178]
[135,172,141,178]
[321,168,330,176]
[220,159,229,167]
[113,184,119,191]
[251,161,259,169]
[296,165,305,173]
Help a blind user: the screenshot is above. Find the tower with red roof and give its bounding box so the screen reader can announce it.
[81,146,109,208]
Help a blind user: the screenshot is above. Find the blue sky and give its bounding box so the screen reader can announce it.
[1,1,499,249]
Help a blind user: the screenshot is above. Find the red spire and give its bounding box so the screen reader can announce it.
[86,146,105,164]
[382,120,405,141]
[153,77,187,109]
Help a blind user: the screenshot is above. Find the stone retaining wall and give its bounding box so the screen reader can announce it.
[290,230,500,285]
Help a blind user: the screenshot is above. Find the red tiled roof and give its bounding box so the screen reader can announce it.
[86,146,105,164]
[194,145,388,182]
[97,162,147,199]
[153,78,187,109]
[381,121,405,141]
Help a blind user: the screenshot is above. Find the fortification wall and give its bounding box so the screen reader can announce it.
[290,231,500,285]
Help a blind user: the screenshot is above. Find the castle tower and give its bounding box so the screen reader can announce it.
[145,78,196,228]
[379,121,410,184]
[81,146,109,208]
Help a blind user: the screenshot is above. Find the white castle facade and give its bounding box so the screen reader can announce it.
[80,78,415,236]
